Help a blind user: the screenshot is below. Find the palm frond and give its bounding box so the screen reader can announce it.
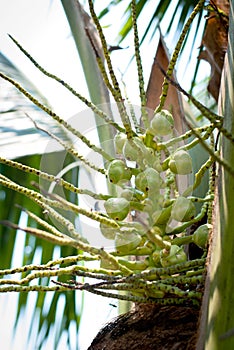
[100,0,199,43]
[0,153,81,349]
[98,0,206,90]
[0,52,69,159]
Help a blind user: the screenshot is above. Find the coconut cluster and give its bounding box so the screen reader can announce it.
[100,110,208,267]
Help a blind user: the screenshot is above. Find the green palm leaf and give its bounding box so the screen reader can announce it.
[0,153,80,349]
[0,51,80,349]
[100,0,201,43]
[98,0,206,90]
[0,52,70,159]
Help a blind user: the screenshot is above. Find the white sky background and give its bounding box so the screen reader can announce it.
[0,0,208,116]
[0,1,210,349]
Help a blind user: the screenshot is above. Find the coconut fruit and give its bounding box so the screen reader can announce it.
[149,110,174,137]
[135,167,161,194]
[104,197,130,221]
[100,223,117,240]
[115,232,142,254]
[169,150,192,175]
[160,245,187,267]
[107,159,132,184]
[123,137,147,162]
[171,196,196,222]
[192,224,210,248]
[114,132,127,154]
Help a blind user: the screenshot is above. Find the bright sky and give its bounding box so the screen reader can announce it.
[0,1,209,349]
[0,0,207,116]
[0,0,149,116]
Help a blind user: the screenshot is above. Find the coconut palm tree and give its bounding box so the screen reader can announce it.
[0,1,233,349]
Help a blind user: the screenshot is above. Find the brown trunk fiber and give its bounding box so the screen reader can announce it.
[88,303,200,350]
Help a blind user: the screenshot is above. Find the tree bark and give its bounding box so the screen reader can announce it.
[88,303,200,350]
[196,1,234,348]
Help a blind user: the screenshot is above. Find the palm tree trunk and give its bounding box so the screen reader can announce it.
[196,1,234,348]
